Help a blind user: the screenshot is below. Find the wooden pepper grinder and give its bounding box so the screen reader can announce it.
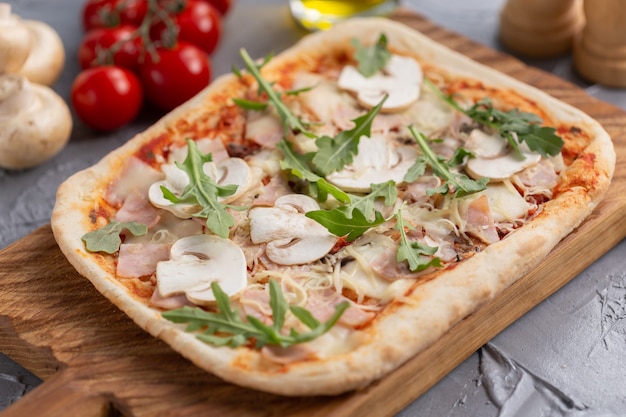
[574,0,626,87]
[499,0,585,58]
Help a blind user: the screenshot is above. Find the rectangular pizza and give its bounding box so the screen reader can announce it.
[51,17,615,396]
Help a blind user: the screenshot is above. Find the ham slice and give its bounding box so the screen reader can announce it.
[464,195,500,244]
[114,190,160,228]
[306,289,375,328]
[105,157,163,206]
[116,242,171,278]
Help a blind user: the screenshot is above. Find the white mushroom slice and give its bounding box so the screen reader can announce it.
[0,4,31,74]
[148,157,252,217]
[0,74,72,169]
[156,234,247,305]
[338,55,423,112]
[202,157,252,203]
[326,133,418,192]
[148,163,195,218]
[249,194,337,265]
[466,151,542,182]
[464,129,508,158]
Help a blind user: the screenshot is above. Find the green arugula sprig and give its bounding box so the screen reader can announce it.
[305,181,397,242]
[276,94,387,201]
[405,126,488,197]
[82,220,147,254]
[425,79,564,158]
[312,96,387,176]
[162,279,349,349]
[352,33,391,77]
[161,138,238,238]
[237,48,313,137]
[395,208,442,272]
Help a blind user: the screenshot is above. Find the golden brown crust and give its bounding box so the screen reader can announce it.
[51,18,615,396]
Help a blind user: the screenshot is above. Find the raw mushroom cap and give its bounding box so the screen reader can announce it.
[249,194,337,265]
[156,234,247,306]
[0,74,72,169]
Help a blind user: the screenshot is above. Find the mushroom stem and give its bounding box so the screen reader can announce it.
[0,75,36,115]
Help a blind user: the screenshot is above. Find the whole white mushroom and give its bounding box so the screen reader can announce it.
[0,74,72,169]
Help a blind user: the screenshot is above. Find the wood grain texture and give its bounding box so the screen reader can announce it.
[1,9,625,417]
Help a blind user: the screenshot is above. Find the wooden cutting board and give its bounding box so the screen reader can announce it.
[1,9,626,417]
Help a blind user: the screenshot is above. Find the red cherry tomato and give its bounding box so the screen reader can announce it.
[151,0,221,55]
[78,25,142,72]
[139,42,211,111]
[200,0,232,15]
[71,66,143,131]
[82,0,147,31]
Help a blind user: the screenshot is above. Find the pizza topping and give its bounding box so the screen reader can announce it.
[152,138,243,238]
[395,208,442,272]
[156,234,247,305]
[117,242,170,278]
[465,149,542,182]
[338,54,422,112]
[163,279,349,348]
[82,219,148,254]
[325,133,418,192]
[238,49,312,136]
[462,195,500,244]
[249,194,337,265]
[351,33,392,77]
[406,126,489,197]
[428,80,564,158]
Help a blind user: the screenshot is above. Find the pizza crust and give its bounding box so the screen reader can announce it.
[51,18,615,396]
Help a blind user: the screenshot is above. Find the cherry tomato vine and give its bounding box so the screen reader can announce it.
[71,0,231,131]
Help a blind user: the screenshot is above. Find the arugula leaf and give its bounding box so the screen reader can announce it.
[82,220,147,254]
[407,126,488,197]
[232,97,268,111]
[162,279,349,349]
[352,33,391,77]
[239,48,313,137]
[162,138,237,238]
[426,79,564,158]
[343,181,397,218]
[312,95,387,176]
[306,208,387,242]
[276,140,350,204]
[395,209,442,272]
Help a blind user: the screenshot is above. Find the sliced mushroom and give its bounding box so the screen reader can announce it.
[326,133,418,192]
[148,155,252,217]
[156,234,247,305]
[338,55,423,112]
[466,151,542,182]
[0,4,31,74]
[463,129,508,158]
[0,74,71,169]
[249,194,337,265]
